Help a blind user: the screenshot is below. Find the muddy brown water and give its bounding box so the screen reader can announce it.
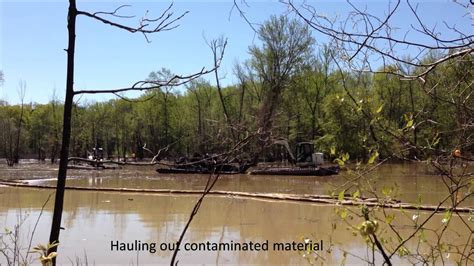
[0,162,472,264]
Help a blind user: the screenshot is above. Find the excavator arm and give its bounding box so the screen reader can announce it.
[272,139,296,164]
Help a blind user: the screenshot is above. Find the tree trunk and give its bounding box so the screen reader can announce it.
[253,82,282,163]
[51,98,60,164]
[13,98,24,164]
[8,123,13,166]
[409,82,417,145]
[48,0,76,262]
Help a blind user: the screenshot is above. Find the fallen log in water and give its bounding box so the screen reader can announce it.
[0,180,472,213]
[67,165,122,170]
[68,157,159,166]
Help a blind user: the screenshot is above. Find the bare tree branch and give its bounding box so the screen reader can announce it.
[284,0,474,78]
[77,3,189,43]
[74,67,217,95]
[230,0,259,34]
[92,4,135,19]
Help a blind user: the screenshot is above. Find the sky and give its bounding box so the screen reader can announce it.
[0,0,472,104]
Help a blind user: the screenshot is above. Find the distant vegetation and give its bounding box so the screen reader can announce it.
[1,51,471,163]
[0,14,472,164]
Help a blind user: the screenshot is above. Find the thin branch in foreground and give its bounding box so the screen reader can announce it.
[73,67,217,95]
[25,193,53,264]
[169,132,257,265]
[77,3,189,43]
[92,4,135,19]
[284,0,474,78]
[170,171,221,265]
[230,0,258,34]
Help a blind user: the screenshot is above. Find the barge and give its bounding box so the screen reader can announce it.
[248,166,340,176]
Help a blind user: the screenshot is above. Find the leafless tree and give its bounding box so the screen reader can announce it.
[13,80,26,164]
[207,36,238,142]
[48,1,224,263]
[283,0,473,81]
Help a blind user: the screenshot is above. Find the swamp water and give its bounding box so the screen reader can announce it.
[0,163,472,264]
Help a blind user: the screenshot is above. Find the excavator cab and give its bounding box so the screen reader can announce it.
[296,142,314,163]
[92,147,104,161]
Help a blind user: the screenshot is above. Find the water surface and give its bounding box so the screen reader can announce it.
[0,163,472,264]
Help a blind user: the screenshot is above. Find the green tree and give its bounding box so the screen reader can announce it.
[248,15,314,157]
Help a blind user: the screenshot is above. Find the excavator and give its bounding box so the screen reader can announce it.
[249,139,339,176]
[271,139,325,167]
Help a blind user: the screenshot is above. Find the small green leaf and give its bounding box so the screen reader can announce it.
[338,190,345,201]
[368,151,379,164]
[335,158,344,166]
[342,152,350,162]
[382,186,392,197]
[442,210,452,224]
[398,246,409,256]
[340,209,348,219]
[385,214,395,224]
[376,104,384,114]
[353,190,360,199]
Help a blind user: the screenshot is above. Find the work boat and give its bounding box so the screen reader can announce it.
[156,142,340,176]
[248,142,340,176]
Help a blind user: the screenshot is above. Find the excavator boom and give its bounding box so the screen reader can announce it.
[272,139,297,164]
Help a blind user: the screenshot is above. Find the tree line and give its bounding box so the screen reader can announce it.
[0,16,472,165]
[1,53,471,164]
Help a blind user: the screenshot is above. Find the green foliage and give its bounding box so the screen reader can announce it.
[338,190,346,201]
[249,15,314,84]
[0,44,471,163]
[367,151,379,164]
[358,220,379,238]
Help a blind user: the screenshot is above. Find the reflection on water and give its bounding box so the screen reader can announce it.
[0,163,472,264]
